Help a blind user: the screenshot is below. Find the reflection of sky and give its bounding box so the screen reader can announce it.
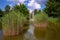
[0,0,47,11]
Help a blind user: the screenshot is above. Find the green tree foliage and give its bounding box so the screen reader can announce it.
[2,4,29,32]
[44,0,60,17]
[0,9,3,17]
[34,9,41,15]
[13,4,29,18]
[5,5,10,13]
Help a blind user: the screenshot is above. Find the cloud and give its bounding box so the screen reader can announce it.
[28,0,41,13]
[6,0,26,3]
[6,0,47,13]
[35,0,47,4]
[9,4,13,10]
[9,3,16,10]
[18,0,26,3]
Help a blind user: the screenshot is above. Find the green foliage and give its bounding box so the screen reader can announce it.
[0,9,3,17]
[13,4,29,18]
[44,0,60,17]
[5,5,10,13]
[2,11,27,31]
[1,4,29,33]
[34,12,48,23]
[48,17,60,23]
[34,9,41,15]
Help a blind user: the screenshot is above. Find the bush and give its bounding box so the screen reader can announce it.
[2,11,26,27]
[34,12,48,23]
[34,12,48,39]
[2,11,29,36]
[48,17,60,23]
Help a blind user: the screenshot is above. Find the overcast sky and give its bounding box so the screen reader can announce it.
[0,0,47,12]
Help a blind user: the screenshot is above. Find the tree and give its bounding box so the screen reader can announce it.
[44,0,60,17]
[5,5,10,13]
[34,9,41,15]
[0,9,3,17]
[13,4,29,18]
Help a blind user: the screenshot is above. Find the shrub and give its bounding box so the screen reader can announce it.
[34,12,48,23]
[48,17,60,23]
[2,11,29,35]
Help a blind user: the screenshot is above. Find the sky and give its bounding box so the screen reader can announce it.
[0,0,47,12]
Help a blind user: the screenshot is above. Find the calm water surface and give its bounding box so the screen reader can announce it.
[24,21,37,40]
[0,30,4,40]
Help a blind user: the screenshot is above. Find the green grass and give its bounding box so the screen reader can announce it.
[48,17,60,23]
[2,11,29,36]
[34,12,48,23]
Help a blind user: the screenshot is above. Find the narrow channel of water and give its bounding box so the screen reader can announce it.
[24,20,37,40]
[24,12,38,40]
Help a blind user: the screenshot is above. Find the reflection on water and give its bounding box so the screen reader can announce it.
[0,30,4,40]
[27,22,34,35]
[24,12,38,40]
[24,21,37,40]
[24,32,36,40]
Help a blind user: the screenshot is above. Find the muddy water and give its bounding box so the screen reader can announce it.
[24,20,37,40]
[0,30,4,40]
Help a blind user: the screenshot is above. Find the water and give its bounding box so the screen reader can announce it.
[24,12,37,40]
[0,30,4,40]
[24,21,37,40]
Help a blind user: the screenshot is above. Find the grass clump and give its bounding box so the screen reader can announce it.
[2,11,29,35]
[34,12,48,23]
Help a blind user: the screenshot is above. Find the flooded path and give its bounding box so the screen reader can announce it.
[24,12,37,40]
[24,19,37,40]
